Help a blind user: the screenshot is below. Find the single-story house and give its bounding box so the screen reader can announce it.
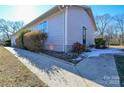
[11,5,96,52]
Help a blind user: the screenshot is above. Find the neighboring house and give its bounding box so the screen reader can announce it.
[11,5,96,52]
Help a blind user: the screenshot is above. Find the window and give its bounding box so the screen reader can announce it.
[43,21,47,32]
[38,21,48,32]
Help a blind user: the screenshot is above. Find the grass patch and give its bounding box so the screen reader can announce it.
[0,46,47,87]
[109,45,124,49]
[114,55,124,87]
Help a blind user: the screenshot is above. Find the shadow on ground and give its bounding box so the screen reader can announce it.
[8,47,121,87]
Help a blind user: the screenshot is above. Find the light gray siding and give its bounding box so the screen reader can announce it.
[12,6,95,52]
[45,11,65,51]
[67,6,95,51]
[25,10,65,52]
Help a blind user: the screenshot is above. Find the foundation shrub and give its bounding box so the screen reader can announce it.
[23,31,47,52]
[16,29,30,48]
[72,42,86,54]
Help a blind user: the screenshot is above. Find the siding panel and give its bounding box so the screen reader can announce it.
[45,11,65,51]
[67,7,95,49]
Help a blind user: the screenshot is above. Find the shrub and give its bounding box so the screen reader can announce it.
[89,44,95,48]
[4,39,11,46]
[72,42,86,54]
[95,38,106,49]
[16,29,30,48]
[40,32,48,46]
[23,31,47,52]
[41,33,48,41]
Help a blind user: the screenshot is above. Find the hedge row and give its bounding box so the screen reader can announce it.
[23,31,47,52]
[16,29,30,48]
[15,29,47,52]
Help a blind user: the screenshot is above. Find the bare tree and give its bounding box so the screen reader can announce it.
[0,19,23,40]
[0,19,10,39]
[113,14,124,45]
[95,14,112,38]
[8,21,24,34]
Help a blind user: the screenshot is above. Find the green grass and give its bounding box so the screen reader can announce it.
[0,46,47,87]
[114,55,124,87]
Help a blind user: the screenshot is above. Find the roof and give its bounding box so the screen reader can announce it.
[22,5,60,29]
[22,5,97,30]
[13,5,96,36]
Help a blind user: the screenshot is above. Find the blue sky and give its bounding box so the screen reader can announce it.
[91,5,124,16]
[0,5,124,25]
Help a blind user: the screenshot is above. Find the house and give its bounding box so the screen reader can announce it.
[11,5,97,52]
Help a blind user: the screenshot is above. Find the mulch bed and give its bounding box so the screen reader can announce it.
[42,50,79,64]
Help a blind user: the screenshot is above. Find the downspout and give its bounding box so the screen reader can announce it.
[58,6,68,52]
[58,6,65,52]
[64,6,68,52]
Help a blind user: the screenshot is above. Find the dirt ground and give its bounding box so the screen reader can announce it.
[0,46,47,87]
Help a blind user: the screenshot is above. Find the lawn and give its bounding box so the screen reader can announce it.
[114,55,124,87]
[109,45,124,49]
[0,46,47,87]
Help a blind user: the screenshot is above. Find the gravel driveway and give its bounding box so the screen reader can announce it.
[5,47,121,87]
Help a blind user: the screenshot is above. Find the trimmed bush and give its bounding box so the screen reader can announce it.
[95,38,106,49]
[23,31,47,52]
[4,39,11,46]
[41,32,48,41]
[16,29,30,48]
[72,42,86,54]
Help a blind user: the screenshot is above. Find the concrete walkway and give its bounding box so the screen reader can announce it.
[77,55,120,87]
[5,47,121,87]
